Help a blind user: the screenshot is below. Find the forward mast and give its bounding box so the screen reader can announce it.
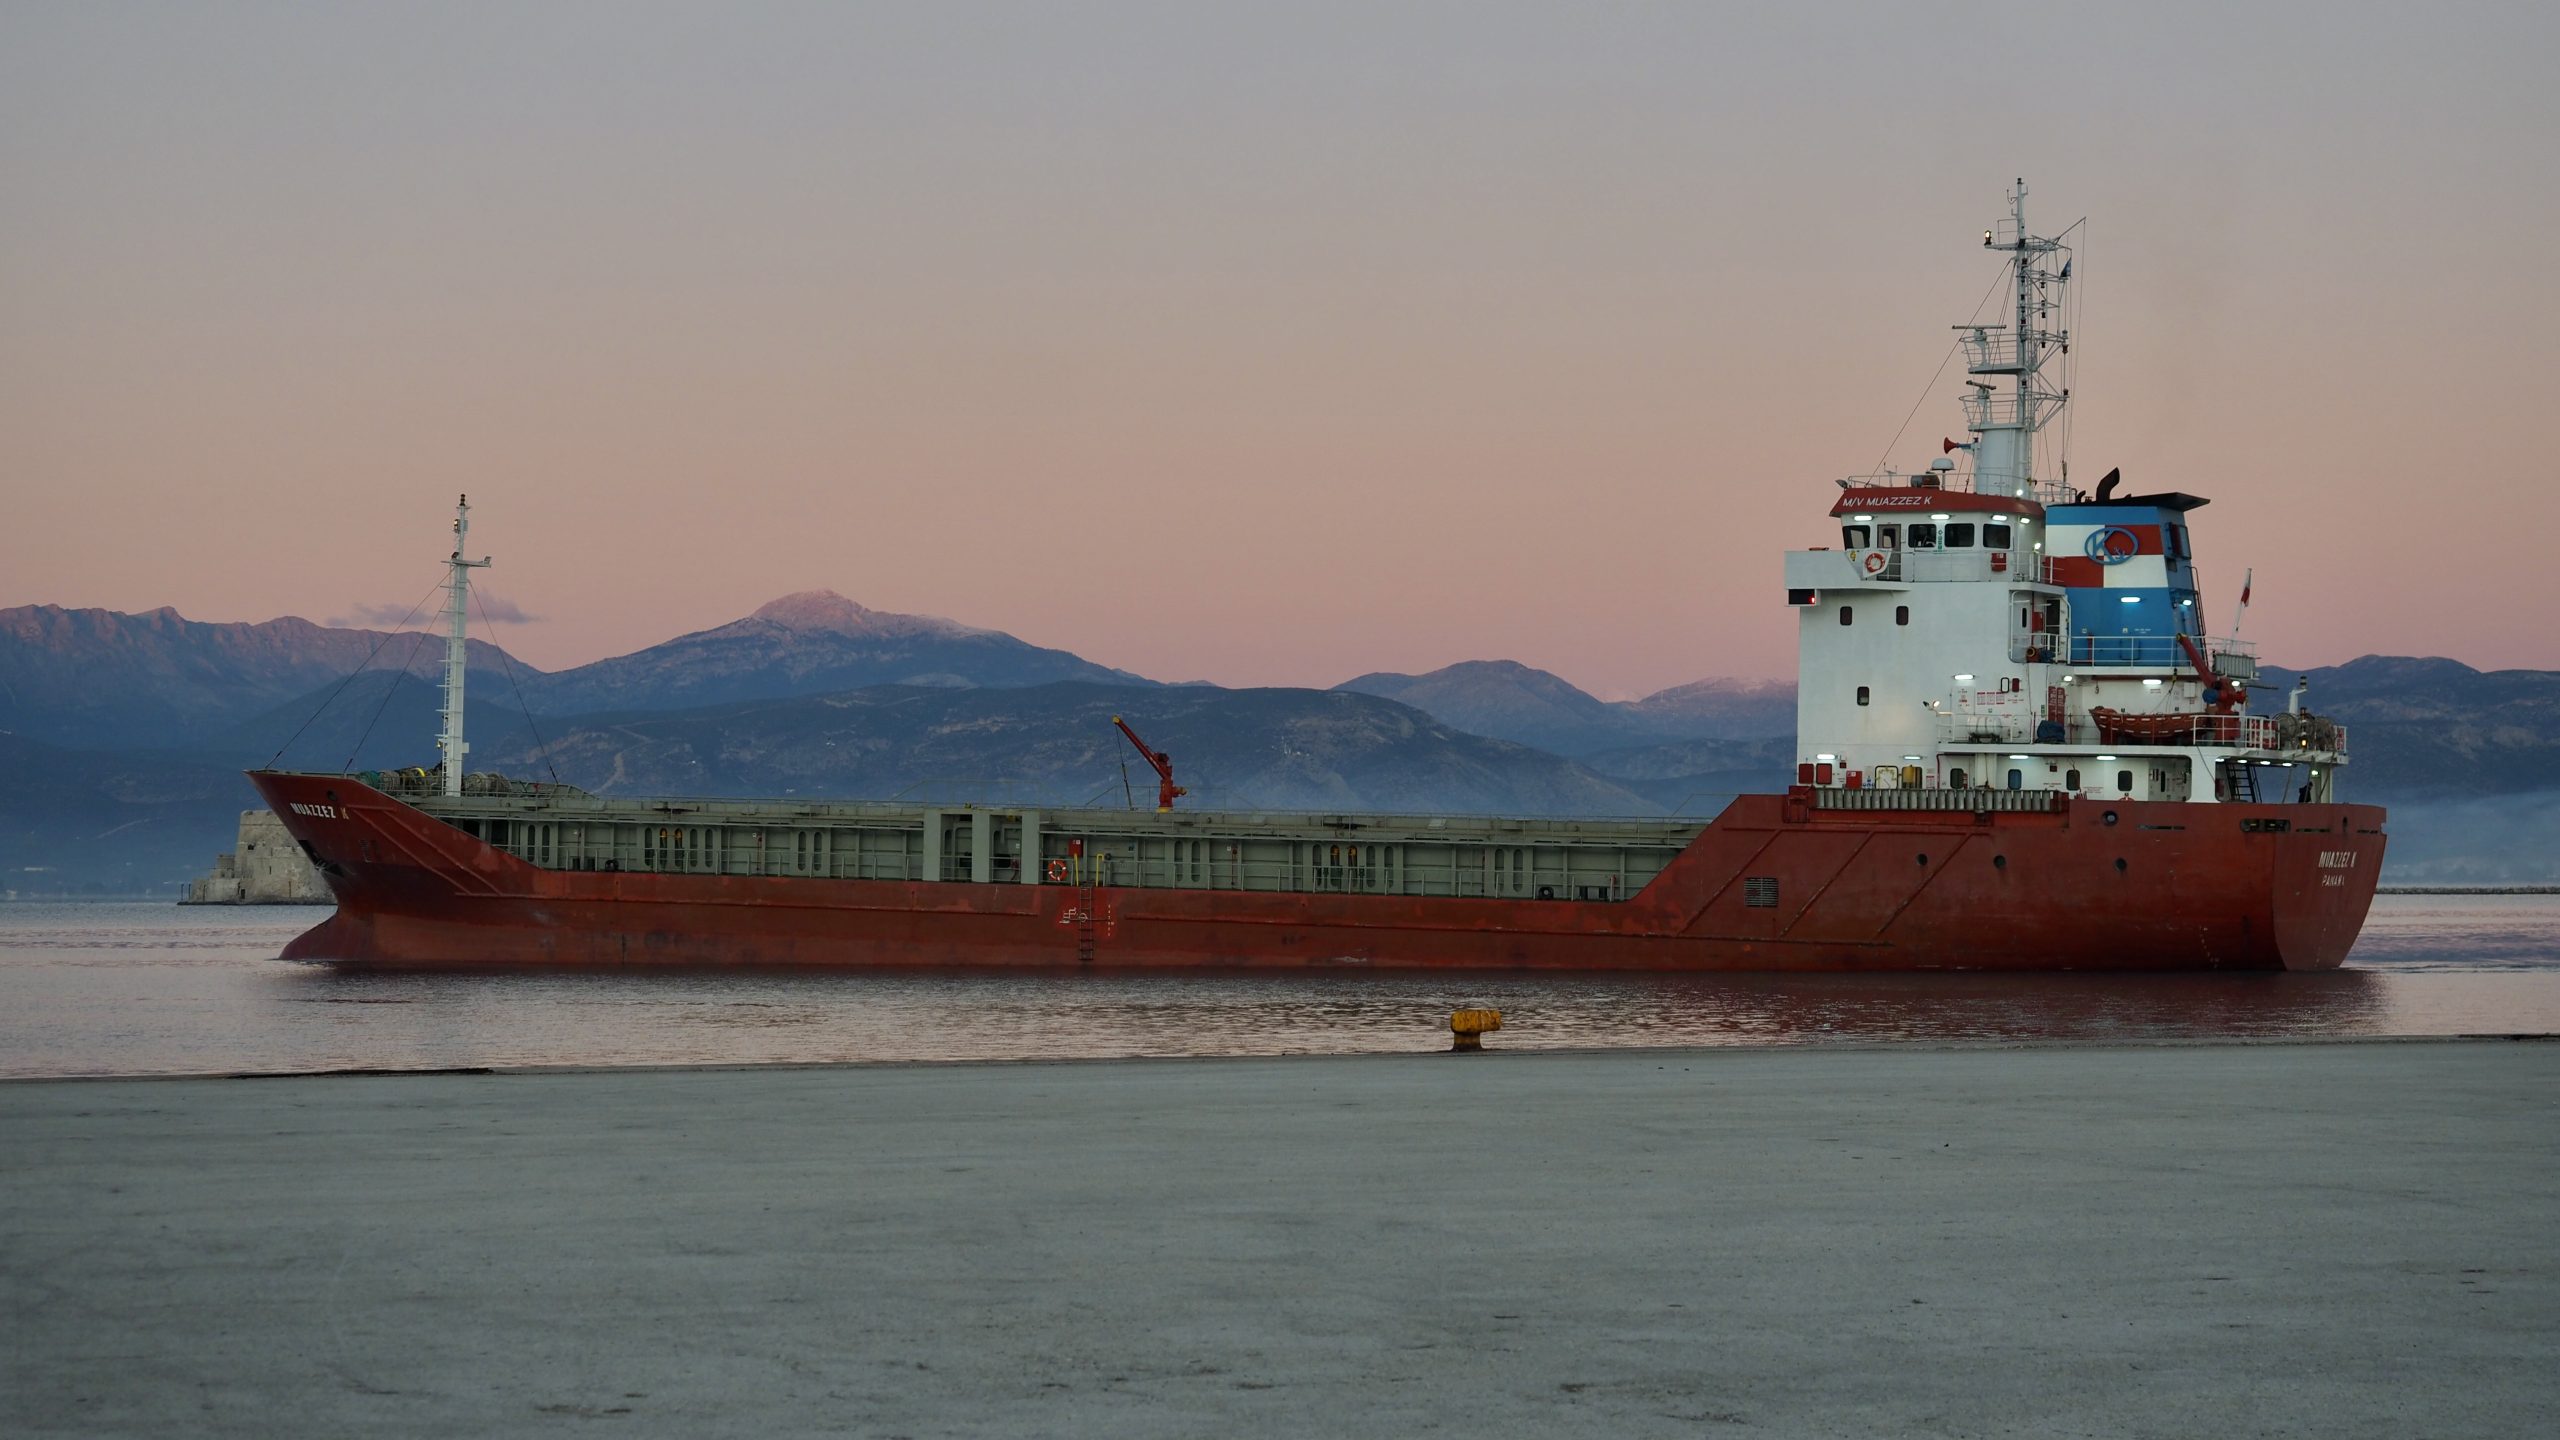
[436,493,492,798]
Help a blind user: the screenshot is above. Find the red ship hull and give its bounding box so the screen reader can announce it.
[248,773,2383,972]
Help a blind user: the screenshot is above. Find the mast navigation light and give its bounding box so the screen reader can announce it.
[1984,229,1994,246]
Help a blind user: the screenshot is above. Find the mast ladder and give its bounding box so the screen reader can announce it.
[1075,863,1098,963]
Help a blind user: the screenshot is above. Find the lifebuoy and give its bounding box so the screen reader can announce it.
[1045,858,1069,883]
[1861,551,1887,575]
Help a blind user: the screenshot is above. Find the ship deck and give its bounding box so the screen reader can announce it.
[339,775,1713,902]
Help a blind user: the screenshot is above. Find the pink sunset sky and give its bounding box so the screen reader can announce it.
[4,3,2554,696]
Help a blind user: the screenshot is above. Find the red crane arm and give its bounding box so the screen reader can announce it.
[2176,632,2241,713]
[1111,715,1188,812]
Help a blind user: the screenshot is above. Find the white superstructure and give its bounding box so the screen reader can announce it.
[1781,182,2347,808]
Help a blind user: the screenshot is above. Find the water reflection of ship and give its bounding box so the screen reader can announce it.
[1622,969,2391,1045]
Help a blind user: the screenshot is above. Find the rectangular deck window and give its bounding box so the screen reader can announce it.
[1744,876,1779,908]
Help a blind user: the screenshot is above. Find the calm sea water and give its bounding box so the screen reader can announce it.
[1,896,2555,1078]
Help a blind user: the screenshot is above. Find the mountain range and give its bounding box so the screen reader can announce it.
[516,591,1150,715]
[483,682,1651,817]
[3,591,2555,892]
[0,592,1142,754]
[1334,661,1796,757]
[0,603,527,751]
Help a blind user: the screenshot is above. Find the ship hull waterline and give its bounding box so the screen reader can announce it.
[249,773,2383,973]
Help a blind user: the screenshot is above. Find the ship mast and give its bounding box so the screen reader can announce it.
[1962,178,2072,498]
[437,494,491,797]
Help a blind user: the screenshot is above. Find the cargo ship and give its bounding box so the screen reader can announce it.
[253,182,2382,970]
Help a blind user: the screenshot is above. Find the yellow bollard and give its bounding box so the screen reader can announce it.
[1449,1008,1503,1051]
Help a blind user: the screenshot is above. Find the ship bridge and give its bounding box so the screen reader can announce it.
[1782,180,2348,809]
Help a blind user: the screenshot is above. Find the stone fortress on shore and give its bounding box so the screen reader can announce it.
[182,810,326,905]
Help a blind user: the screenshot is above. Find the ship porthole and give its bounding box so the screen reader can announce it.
[2102,810,2120,827]
[1915,853,1928,867]
[1993,854,2007,870]
[2115,858,2128,873]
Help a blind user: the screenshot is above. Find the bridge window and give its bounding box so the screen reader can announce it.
[1842,524,1871,547]
[2117,770,2134,793]
[1857,686,1871,706]
[1946,522,1976,547]
[1985,522,2013,549]
[1896,605,1909,626]
[1908,523,1938,549]
[1839,605,1854,626]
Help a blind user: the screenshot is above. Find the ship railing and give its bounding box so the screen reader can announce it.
[1840,470,1970,493]
[1835,471,2078,506]
[1932,710,2346,755]
[1936,712,2277,748]
[1959,389,2064,432]
[1961,329,2021,373]
[473,828,1687,901]
[1812,786,2063,814]
[1901,548,2054,584]
[2042,633,2256,669]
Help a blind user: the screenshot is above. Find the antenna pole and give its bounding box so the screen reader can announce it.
[1959,179,2072,500]
[437,494,492,797]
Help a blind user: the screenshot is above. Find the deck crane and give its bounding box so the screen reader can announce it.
[1110,715,1187,812]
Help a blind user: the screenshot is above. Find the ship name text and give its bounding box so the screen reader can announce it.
[289,803,341,820]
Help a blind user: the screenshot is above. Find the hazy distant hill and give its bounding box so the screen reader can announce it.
[0,603,530,751]
[0,732,256,896]
[2262,655,2560,801]
[520,592,1153,715]
[485,682,1653,817]
[1334,661,1637,756]
[1617,678,1799,743]
[1335,661,1798,756]
[204,671,545,776]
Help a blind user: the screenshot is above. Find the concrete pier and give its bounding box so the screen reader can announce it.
[4,1041,2554,1437]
